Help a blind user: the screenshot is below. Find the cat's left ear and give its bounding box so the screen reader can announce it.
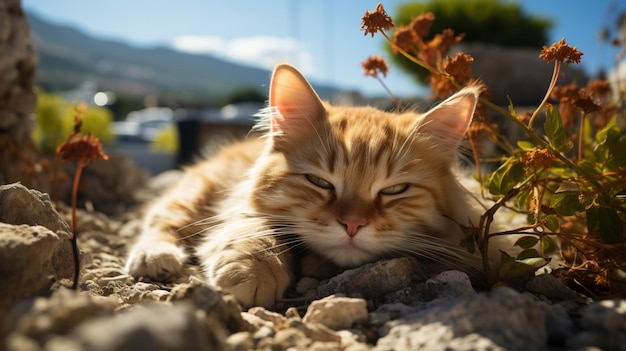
[269,64,326,135]
[417,86,481,148]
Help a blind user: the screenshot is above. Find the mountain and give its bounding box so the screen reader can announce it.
[26,12,339,104]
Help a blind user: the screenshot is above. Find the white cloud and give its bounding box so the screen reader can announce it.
[172,35,226,54]
[172,35,314,75]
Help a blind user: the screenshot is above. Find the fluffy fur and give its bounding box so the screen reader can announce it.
[125,64,502,308]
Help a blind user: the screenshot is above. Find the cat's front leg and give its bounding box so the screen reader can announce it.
[199,223,294,308]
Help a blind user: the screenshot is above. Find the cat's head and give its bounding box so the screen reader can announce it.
[251,64,481,267]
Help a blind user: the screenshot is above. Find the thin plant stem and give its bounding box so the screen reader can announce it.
[379,31,441,74]
[578,111,586,162]
[528,62,561,129]
[70,159,87,289]
[375,74,404,110]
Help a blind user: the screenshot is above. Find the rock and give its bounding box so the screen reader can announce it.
[167,276,251,333]
[424,270,476,300]
[2,288,118,350]
[525,273,582,301]
[247,306,287,326]
[317,257,421,299]
[0,223,72,309]
[568,299,626,350]
[303,295,368,330]
[0,183,74,308]
[0,0,39,187]
[43,303,228,351]
[0,183,71,234]
[375,287,548,350]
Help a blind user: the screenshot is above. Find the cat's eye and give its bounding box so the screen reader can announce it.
[305,174,334,190]
[380,183,409,195]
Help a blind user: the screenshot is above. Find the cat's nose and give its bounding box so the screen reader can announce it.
[338,217,368,237]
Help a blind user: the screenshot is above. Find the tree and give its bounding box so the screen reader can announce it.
[388,0,552,83]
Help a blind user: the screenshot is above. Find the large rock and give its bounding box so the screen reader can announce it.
[569,299,626,350]
[44,303,229,351]
[0,183,74,308]
[375,287,549,350]
[0,0,39,186]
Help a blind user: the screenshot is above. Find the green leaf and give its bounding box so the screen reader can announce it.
[544,104,572,153]
[514,236,539,249]
[517,248,541,260]
[498,254,550,280]
[586,206,624,244]
[550,192,584,216]
[594,124,622,166]
[540,236,558,254]
[516,189,531,210]
[487,158,525,196]
[577,160,602,176]
[517,140,535,151]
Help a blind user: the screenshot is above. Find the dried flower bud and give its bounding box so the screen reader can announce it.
[57,134,109,164]
[56,104,109,164]
[523,148,556,171]
[362,55,389,77]
[361,3,394,37]
[392,26,418,53]
[539,38,583,65]
[410,12,435,37]
[429,52,474,98]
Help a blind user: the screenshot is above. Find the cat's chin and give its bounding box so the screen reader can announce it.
[319,242,378,267]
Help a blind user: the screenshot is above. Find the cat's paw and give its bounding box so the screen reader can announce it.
[125,241,186,281]
[206,250,292,308]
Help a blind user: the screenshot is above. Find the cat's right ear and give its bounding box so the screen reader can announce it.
[269,64,326,135]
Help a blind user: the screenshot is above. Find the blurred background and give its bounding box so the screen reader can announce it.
[16,0,626,175]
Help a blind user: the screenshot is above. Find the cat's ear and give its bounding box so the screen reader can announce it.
[417,86,481,148]
[269,64,326,135]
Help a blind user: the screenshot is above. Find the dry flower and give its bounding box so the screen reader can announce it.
[392,26,418,54]
[436,29,465,54]
[550,82,579,101]
[362,55,389,78]
[429,52,474,98]
[57,104,108,164]
[523,148,557,171]
[588,80,611,98]
[410,12,435,37]
[361,3,394,37]
[539,38,583,65]
[57,134,109,164]
[574,90,601,115]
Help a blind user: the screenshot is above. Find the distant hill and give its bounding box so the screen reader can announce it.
[26,12,339,104]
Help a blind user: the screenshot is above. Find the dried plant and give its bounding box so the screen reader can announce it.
[56,103,109,289]
[362,3,626,297]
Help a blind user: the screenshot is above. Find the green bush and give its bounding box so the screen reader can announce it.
[150,124,179,154]
[388,0,552,82]
[33,90,115,153]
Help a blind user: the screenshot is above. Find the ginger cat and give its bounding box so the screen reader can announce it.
[125,64,496,308]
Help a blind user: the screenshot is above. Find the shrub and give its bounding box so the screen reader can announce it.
[33,90,115,153]
[362,3,626,296]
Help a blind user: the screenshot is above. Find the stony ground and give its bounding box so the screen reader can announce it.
[1,169,626,351]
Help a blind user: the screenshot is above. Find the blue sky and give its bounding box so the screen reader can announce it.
[22,0,625,97]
